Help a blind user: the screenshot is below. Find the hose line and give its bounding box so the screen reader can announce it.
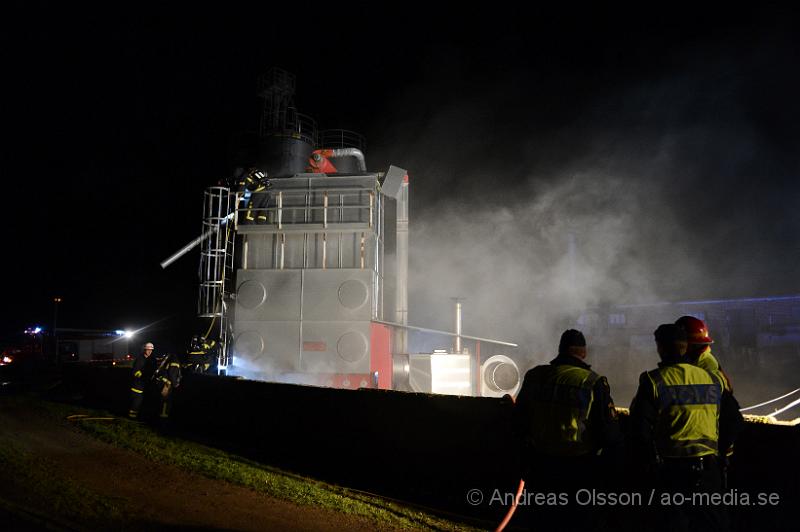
[495,478,525,532]
[770,396,800,417]
[740,387,800,412]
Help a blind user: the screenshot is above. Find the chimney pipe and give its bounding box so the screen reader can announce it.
[453,298,463,354]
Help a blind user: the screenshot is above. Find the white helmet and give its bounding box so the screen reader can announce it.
[144,342,155,350]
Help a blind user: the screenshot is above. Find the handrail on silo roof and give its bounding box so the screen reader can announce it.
[320,129,366,152]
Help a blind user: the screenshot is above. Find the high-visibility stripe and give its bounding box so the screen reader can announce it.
[657,384,721,408]
[168,363,181,368]
[648,364,722,458]
[530,382,593,411]
[650,370,721,408]
[131,388,143,393]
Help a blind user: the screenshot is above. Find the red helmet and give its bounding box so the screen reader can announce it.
[675,315,713,344]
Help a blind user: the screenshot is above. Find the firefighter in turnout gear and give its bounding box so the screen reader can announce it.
[230,167,271,224]
[156,352,182,423]
[187,335,217,373]
[675,315,742,482]
[128,342,157,419]
[629,324,744,532]
[513,329,622,530]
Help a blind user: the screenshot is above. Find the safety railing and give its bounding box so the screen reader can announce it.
[234,182,383,272]
[320,129,366,152]
[234,187,378,232]
[260,108,318,146]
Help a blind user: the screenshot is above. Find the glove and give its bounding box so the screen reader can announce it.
[134,370,142,378]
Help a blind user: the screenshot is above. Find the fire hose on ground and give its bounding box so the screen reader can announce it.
[494,393,524,532]
[495,478,525,532]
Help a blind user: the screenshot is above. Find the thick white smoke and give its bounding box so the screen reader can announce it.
[408,154,716,362]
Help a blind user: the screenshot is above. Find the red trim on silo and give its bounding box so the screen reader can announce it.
[370,322,393,389]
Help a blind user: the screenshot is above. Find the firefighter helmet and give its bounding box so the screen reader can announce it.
[675,316,713,344]
[190,335,204,351]
[144,342,155,350]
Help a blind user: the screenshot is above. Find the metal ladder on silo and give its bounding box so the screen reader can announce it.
[197,187,236,369]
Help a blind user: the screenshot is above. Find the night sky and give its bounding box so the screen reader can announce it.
[3,5,800,352]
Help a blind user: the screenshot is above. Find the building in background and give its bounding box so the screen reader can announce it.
[574,295,800,375]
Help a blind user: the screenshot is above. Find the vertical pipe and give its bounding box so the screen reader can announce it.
[323,191,328,228]
[375,191,382,319]
[475,340,481,396]
[339,194,344,268]
[453,299,463,354]
[277,191,283,229]
[378,192,384,320]
[303,190,309,268]
[322,232,327,270]
[369,191,374,228]
[323,192,328,269]
[280,233,285,270]
[395,177,409,354]
[360,232,366,269]
[338,232,342,268]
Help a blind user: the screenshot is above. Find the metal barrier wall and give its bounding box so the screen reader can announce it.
[61,363,800,529]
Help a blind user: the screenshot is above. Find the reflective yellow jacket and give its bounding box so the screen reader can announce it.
[644,362,723,458]
[518,363,601,456]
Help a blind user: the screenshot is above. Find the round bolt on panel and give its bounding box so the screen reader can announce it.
[235,331,265,358]
[338,280,368,310]
[237,280,268,309]
[337,331,368,362]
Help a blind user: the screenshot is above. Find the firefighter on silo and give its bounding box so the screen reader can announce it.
[156,352,182,423]
[229,167,271,224]
[128,342,157,419]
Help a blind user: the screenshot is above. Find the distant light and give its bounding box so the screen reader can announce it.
[33,327,42,334]
[124,330,135,339]
[115,330,125,336]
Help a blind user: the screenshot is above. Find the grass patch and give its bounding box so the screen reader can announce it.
[40,399,480,531]
[0,434,128,528]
